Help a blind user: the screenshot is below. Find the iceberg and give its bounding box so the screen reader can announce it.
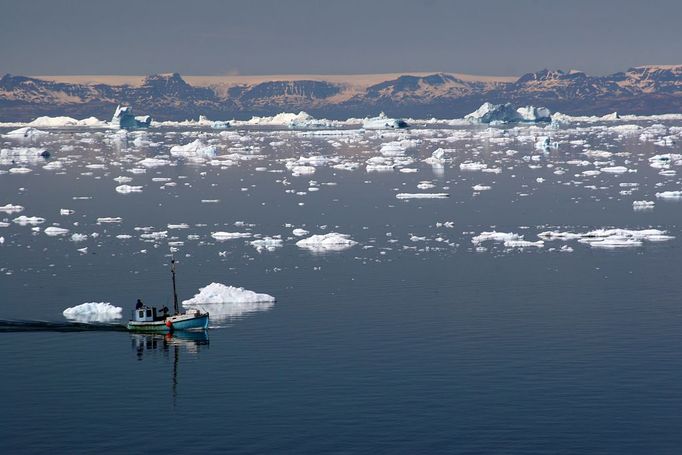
[181,282,275,322]
[169,139,217,159]
[27,116,106,127]
[465,102,551,124]
[111,105,151,129]
[4,127,49,139]
[362,112,409,130]
[296,233,358,252]
[63,302,122,322]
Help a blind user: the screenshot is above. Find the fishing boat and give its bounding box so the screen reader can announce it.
[127,259,209,332]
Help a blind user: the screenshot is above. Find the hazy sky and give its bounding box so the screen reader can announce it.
[1,0,681,77]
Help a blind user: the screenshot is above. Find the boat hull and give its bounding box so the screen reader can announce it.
[127,313,209,332]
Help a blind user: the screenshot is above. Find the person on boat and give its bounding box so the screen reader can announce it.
[160,306,169,317]
[136,298,144,309]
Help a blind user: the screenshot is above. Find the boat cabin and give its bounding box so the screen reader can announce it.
[131,306,165,322]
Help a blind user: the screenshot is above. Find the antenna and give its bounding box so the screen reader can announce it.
[171,258,179,315]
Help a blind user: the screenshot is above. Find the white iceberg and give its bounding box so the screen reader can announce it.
[63,302,122,322]
[362,112,408,130]
[396,193,449,199]
[170,139,217,159]
[181,282,275,322]
[296,232,358,252]
[466,102,551,123]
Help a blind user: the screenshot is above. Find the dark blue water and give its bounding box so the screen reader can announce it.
[2,122,682,453]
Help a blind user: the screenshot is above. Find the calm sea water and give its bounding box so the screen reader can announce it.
[2,121,682,453]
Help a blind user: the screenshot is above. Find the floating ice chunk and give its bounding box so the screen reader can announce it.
[516,106,552,122]
[466,103,550,123]
[250,236,283,252]
[44,226,69,236]
[362,112,408,130]
[656,191,682,199]
[504,239,544,248]
[97,217,123,223]
[63,302,122,322]
[588,238,643,248]
[113,176,133,183]
[4,127,48,139]
[293,228,309,236]
[182,282,275,321]
[633,200,655,209]
[9,167,32,174]
[167,223,189,229]
[71,233,88,242]
[600,166,629,174]
[111,105,151,129]
[170,139,217,159]
[139,157,169,168]
[290,165,316,176]
[472,185,491,191]
[211,232,252,240]
[0,204,24,214]
[460,162,487,171]
[182,282,275,305]
[115,185,143,194]
[0,147,50,160]
[396,193,449,199]
[296,233,358,252]
[27,115,106,127]
[12,215,45,225]
[60,209,74,216]
[465,103,519,123]
[472,231,523,244]
[535,136,558,150]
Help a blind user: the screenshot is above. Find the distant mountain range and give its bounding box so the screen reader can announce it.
[2,65,682,121]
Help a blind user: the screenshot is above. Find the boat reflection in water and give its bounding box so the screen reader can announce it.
[131,330,209,403]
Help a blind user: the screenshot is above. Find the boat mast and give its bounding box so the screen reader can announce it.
[171,259,179,315]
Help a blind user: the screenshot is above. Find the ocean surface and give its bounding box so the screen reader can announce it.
[2,120,682,454]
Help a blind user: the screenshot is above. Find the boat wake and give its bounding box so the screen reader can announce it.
[0,319,128,333]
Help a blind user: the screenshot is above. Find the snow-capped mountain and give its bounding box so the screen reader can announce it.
[1,65,682,121]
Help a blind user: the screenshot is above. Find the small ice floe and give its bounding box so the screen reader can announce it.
[181,282,275,322]
[417,181,436,190]
[472,231,523,245]
[655,191,682,199]
[503,239,544,248]
[3,127,49,139]
[250,236,284,252]
[0,147,50,160]
[472,184,491,191]
[44,226,69,236]
[97,217,123,223]
[139,157,169,168]
[296,233,357,252]
[633,200,655,210]
[600,166,629,174]
[71,233,88,242]
[113,176,133,183]
[362,112,408,130]
[289,165,316,176]
[63,302,122,323]
[170,139,217,159]
[396,193,449,199]
[0,204,24,214]
[535,136,558,150]
[292,228,309,236]
[459,162,487,171]
[12,215,45,225]
[9,167,32,174]
[541,228,673,249]
[211,232,252,240]
[60,209,75,216]
[115,185,143,194]
[167,223,189,229]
